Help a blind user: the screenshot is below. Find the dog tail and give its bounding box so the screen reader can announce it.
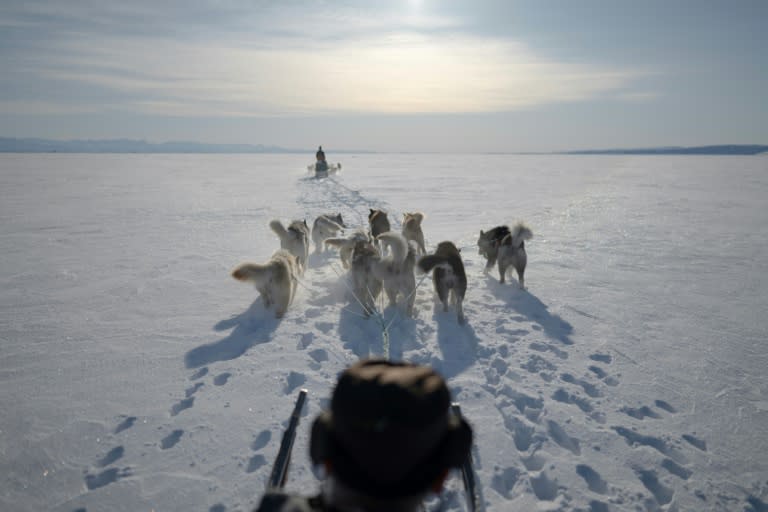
[231,262,270,286]
[417,254,450,273]
[510,222,533,247]
[269,219,288,240]
[377,231,408,264]
[314,216,344,233]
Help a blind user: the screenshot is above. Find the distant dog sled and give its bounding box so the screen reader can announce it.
[308,161,342,178]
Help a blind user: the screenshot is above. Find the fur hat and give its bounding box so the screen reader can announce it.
[310,359,472,498]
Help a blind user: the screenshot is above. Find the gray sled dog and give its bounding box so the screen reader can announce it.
[324,230,371,269]
[349,240,383,316]
[477,224,511,273]
[269,219,310,274]
[402,212,427,255]
[231,249,298,318]
[311,213,345,253]
[417,241,467,324]
[372,231,417,317]
[496,222,533,288]
[368,209,391,246]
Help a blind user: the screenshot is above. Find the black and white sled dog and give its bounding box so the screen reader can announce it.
[477,224,511,273]
[324,230,371,269]
[231,249,298,318]
[311,213,345,253]
[402,212,427,255]
[349,239,383,316]
[372,231,417,317]
[368,209,391,247]
[496,222,533,288]
[269,219,310,274]
[417,241,467,324]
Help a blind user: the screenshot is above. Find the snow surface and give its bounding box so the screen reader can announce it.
[1,153,767,512]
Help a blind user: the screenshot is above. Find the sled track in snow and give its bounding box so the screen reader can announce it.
[296,174,399,231]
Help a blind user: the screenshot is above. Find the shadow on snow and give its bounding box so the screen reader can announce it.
[184,298,280,368]
[485,276,574,346]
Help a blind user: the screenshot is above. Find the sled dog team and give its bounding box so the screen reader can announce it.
[232,209,533,322]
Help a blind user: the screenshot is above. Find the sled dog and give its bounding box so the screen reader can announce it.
[417,241,467,324]
[231,249,298,318]
[372,231,416,316]
[349,240,383,316]
[324,230,371,269]
[477,225,511,273]
[402,212,427,255]
[311,213,345,253]
[368,209,391,246]
[496,222,533,288]
[269,219,310,274]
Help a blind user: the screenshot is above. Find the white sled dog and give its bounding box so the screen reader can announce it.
[372,231,417,316]
[496,222,533,288]
[269,219,310,274]
[349,239,383,316]
[311,213,345,253]
[417,241,467,324]
[402,212,427,255]
[324,230,371,269]
[368,209,391,247]
[231,249,298,318]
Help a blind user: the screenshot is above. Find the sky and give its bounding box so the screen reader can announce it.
[1,0,767,152]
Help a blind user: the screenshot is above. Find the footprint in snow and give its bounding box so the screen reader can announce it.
[285,371,307,395]
[309,348,328,363]
[170,397,194,416]
[552,388,593,414]
[620,405,661,420]
[114,415,136,434]
[84,466,132,490]
[682,433,707,451]
[297,332,314,350]
[214,372,231,386]
[547,420,581,455]
[661,458,692,480]
[654,399,677,413]
[190,367,209,380]
[560,373,601,397]
[247,454,267,473]
[97,446,125,467]
[637,469,674,506]
[576,464,608,494]
[186,382,204,397]
[251,430,271,451]
[160,429,183,450]
[589,353,612,364]
[530,472,559,501]
[491,466,521,499]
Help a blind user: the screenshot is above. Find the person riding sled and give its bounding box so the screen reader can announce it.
[254,359,473,512]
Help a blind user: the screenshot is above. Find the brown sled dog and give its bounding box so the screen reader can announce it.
[231,249,298,318]
[402,212,427,255]
[417,241,467,324]
[368,209,391,246]
[349,239,383,316]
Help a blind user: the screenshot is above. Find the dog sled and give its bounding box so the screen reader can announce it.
[308,160,341,178]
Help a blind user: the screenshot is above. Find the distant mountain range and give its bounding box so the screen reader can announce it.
[0,138,309,154]
[0,138,765,155]
[558,145,768,155]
